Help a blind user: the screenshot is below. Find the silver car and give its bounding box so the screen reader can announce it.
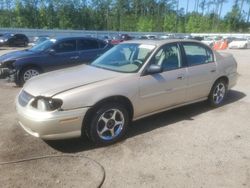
[16,40,238,145]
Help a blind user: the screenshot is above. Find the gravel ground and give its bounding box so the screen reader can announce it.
[0,47,249,188]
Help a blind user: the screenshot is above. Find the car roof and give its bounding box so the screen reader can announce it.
[55,36,102,41]
[122,39,205,47]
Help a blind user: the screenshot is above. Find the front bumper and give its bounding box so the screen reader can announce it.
[0,68,13,79]
[16,100,89,140]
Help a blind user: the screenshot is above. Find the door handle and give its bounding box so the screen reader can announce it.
[210,69,216,73]
[70,56,80,60]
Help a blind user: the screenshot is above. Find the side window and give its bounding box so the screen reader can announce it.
[16,34,24,39]
[54,40,76,53]
[78,39,99,50]
[153,44,181,71]
[183,43,214,66]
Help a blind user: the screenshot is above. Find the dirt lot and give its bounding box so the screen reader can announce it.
[0,47,250,188]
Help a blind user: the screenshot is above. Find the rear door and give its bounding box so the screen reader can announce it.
[15,34,24,46]
[77,38,102,64]
[181,42,217,101]
[137,43,188,116]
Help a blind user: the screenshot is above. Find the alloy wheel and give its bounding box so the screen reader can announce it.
[23,69,39,81]
[96,109,125,141]
[213,82,226,104]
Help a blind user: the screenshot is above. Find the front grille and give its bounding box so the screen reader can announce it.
[18,90,33,107]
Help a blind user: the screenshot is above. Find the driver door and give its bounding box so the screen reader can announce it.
[137,43,188,117]
[42,39,80,71]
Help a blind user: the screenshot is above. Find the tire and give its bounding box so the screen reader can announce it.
[17,67,41,86]
[208,79,228,107]
[86,103,129,145]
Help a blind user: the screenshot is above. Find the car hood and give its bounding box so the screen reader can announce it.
[23,65,123,97]
[0,50,36,63]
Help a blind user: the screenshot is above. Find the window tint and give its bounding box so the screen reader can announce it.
[15,34,25,39]
[153,44,181,71]
[183,43,214,66]
[78,39,99,50]
[54,40,76,53]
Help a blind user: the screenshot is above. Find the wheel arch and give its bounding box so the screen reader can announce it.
[82,95,134,135]
[19,64,43,72]
[15,64,44,86]
[215,76,229,86]
[209,75,229,95]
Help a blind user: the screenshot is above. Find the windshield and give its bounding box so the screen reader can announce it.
[91,43,156,73]
[30,39,56,52]
[1,33,13,39]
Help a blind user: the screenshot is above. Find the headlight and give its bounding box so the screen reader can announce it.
[2,60,16,69]
[32,97,63,111]
[0,39,3,42]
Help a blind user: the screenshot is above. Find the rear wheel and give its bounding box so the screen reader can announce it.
[208,79,228,107]
[86,103,129,145]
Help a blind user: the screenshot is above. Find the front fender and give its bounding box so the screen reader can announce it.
[54,75,139,111]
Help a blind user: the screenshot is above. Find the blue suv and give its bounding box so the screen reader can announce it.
[0,37,112,86]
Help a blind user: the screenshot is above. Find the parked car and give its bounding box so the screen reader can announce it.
[110,34,133,45]
[224,36,236,44]
[0,33,29,47]
[139,35,157,39]
[16,39,238,145]
[0,37,112,86]
[190,36,204,41]
[29,36,50,46]
[228,38,250,49]
[201,37,215,47]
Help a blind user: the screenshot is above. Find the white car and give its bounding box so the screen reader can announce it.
[201,37,215,47]
[228,38,250,49]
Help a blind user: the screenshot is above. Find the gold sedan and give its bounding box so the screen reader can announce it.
[16,40,238,145]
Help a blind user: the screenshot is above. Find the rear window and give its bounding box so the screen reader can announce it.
[183,43,214,66]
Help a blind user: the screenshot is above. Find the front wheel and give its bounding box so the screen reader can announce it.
[17,67,41,86]
[208,79,228,107]
[86,103,129,145]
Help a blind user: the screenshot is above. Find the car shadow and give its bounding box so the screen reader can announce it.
[46,90,246,153]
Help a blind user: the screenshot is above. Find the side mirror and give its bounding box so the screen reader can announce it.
[146,64,162,75]
[48,49,56,55]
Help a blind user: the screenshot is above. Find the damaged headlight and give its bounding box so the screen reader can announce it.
[1,60,16,69]
[32,97,63,111]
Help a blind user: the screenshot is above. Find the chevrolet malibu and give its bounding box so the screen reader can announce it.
[16,40,238,145]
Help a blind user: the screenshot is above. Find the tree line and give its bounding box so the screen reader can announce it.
[0,0,249,33]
